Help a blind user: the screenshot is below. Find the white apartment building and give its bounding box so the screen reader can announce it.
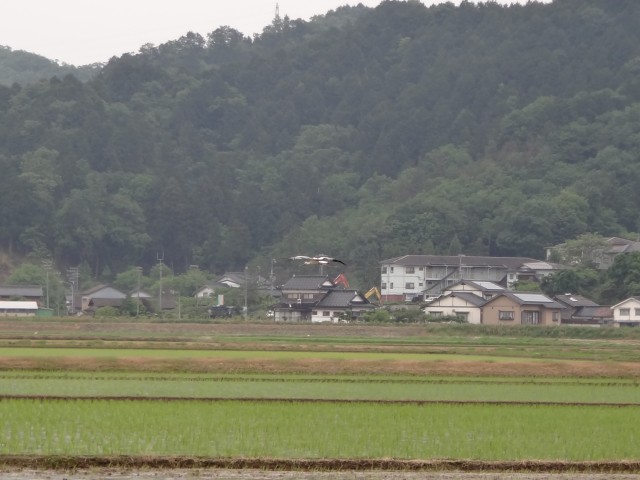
[380,254,563,303]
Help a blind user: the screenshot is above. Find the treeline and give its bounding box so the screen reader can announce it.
[0,46,97,85]
[1,0,640,288]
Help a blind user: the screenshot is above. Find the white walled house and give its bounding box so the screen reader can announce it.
[611,297,640,327]
[194,284,216,298]
[380,255,564,303]
[423,292,486,324]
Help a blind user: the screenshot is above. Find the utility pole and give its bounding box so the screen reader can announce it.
[136,266,142,317]
[67,267,79,315]
[244,265,249,319]
[157,252,164,317]
[42,259,52,309]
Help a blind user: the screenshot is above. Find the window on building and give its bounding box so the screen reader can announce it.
[635,308,640,316]
[381,266,387,274]
[455,312,469,322]
[499,311,514,321]
[312,311,318,316]
[405,282,415,289]
[390,267,394,273]
[521,310,540,324]
[620,308,631,316]
[390,283,394,289]
[287,294,298,299]
[419,266,423,271]
[406,267,415,274]
[381,283,387,290]
[322,311,331,317]
[304,293,314,299]
[429,311,443,317]
[552,311,560,322]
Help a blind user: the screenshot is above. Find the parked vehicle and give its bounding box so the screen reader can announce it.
[208,305,235,318]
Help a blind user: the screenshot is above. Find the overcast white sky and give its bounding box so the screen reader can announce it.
[1,0,546,66]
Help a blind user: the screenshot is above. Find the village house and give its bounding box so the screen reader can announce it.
[272,275,336,322]
[610,297,640,327]
[481,292,564,326]
[423,291,486,324]
[444,280,505,300]
[553,293,613,326]
[311,289,375,323]
[271,275,373,323]
[0,300,39,317]
[194,283,216,298]
[80,284,127,313]
[0,285,43,305]
[380,255,563,302]
[546,236,640,270]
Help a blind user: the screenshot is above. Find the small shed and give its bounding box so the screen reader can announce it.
[0,301,39,317]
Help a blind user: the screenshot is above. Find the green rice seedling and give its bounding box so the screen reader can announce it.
[1,399,638,460]
[1,372,639,404]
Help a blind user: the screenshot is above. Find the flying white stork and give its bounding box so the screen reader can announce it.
[289,255,346,266]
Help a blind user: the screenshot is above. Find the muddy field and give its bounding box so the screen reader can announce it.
[0,320,440,339]
[2,470,640,480]
[3,320,640,378]
[3,352,640,378]
[2,458,640,478]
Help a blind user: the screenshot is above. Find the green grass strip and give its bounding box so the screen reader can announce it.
[1,375,639,403]
[0,346,548,362]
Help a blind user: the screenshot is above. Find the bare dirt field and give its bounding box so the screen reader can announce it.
[2,469,640,480]
[3,458,640,479]
[3,320,640,378]
[3,351,640,378]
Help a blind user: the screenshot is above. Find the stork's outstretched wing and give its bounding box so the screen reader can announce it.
[289,255,313,261]
[289,255,346,266]
[314,256,346,265]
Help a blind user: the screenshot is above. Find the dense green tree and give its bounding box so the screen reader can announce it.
[600,252,640,303]
[549,233,610,268]
[2,0,640,292]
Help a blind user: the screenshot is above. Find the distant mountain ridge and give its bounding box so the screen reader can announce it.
[0,45,97,85]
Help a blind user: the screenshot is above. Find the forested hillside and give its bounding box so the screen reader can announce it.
[0,46,97,85]
[1,0,640,288]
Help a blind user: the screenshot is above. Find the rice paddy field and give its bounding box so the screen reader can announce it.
[1,319,640,479]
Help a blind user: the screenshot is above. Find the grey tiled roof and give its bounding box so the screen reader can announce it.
[0,285,43,297]
[574,306,613,319]
[380,255,541,269]
[494,292,563,309]
[554,294,599,308]
[315,290,371,308]
[449,292,488,306]
[281,275,333,290]
[451,280,505,292]
[425,291,488,307]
